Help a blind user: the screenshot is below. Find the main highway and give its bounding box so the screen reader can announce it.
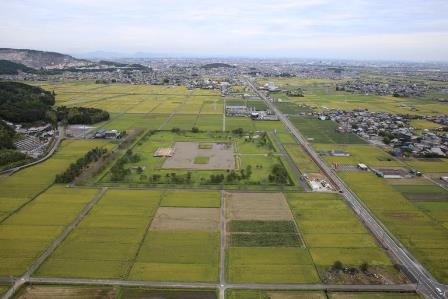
[246,78,447,299]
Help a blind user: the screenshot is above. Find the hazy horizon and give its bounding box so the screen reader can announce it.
[1,0,448,62]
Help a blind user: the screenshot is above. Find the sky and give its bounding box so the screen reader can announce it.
[1,0,448,61]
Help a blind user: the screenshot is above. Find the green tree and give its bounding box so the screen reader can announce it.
[333,261,343,271]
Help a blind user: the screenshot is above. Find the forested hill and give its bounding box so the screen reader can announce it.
[201,63,235,69]
[0,48,90,69]
[0,60,36,75]
[0,81,110,125]
[0,81,55,122]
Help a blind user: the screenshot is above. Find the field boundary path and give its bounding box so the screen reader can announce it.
[245,78,447,299]
[219,190,226,299]
[1,187,108,299]
[23,277,417,292]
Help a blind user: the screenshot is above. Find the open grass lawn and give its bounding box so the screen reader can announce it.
[226,117,255,132]
[160,190,221,208]
[36,189,161,279]
[284,143,320,173]
[194,156,210,164]
[129,231,219,282]
[0,186,98,276]
[100,131,295,189]
[339,172,448,283]
[226,247,319,284]
[314,144,402,168]
[289,116,366,144]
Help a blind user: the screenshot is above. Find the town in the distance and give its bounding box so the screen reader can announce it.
[0,46,447,299]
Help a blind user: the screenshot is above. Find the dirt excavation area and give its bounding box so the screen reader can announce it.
[225,192,294,221]
[162,142,235,170]
[150,207,220,231]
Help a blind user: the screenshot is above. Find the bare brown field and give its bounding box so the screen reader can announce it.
[16,286,117,299]
[225,192,293,220]
[403,193,448,201]
[162,142,235,170]
[150,207,220,231]
[386,178,434,185]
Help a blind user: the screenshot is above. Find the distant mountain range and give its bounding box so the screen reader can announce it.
[0,48,91,69]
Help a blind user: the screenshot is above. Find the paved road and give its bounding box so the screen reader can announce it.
[0,125,64,176]
[270,132,310,191]
[219,191,226,299]
[245,79,447,299]
[1,188,108,299]
[25,277,417,292]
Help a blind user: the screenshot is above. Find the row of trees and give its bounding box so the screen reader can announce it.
[55,147,108,183]
[208,165,253,184]
[268,164,289,184]
[110,150,141,181]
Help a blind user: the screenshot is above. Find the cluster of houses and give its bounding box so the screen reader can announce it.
[317,108,448,157]
[425,114,448,126]
[4,121,55,159]
[258,82,280,92]
[225,105,279,121]
[93,129,121,139]
[336,80,430,97]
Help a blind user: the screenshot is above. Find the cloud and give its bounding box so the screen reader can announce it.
[0,0,447,61]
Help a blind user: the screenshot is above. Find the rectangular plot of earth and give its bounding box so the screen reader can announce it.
[150,207,220,231]
[225,192,294,221]
[161,142,235,170]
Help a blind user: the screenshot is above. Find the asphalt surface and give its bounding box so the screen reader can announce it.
[245,78,447,299]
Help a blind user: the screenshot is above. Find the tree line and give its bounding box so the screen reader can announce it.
[55,147,108,183]
[56,106,109,125]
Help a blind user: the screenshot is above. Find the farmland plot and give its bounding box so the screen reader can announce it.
[36,189,161,279]
[0,186,98,276]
